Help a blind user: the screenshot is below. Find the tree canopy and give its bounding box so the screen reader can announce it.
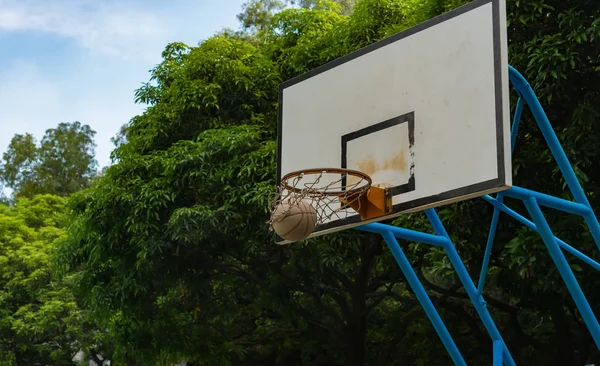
[237,0,357,33]
[0,195,110,365]
[48,0,600,365]
[0,122,98,200]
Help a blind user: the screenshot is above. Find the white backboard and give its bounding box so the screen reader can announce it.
[277,0,511,242]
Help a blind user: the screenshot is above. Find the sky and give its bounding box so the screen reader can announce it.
[0,0,247,170]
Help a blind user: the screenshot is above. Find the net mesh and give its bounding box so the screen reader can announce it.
[268,169,371,229]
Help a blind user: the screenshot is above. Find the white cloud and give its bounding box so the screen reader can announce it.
[0,0,168,59]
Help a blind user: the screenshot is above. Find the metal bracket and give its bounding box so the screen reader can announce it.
[341,186,393,221]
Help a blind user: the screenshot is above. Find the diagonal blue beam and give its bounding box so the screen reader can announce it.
[493,340,503,366]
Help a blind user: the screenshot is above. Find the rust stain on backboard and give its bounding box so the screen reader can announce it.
[384,151,408,172]
[348,151,408,187]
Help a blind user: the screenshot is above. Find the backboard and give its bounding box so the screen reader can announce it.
[276,0,511,242]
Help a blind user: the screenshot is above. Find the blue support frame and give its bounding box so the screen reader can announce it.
[355,66,600,364]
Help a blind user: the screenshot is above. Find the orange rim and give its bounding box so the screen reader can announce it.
[280,168,372,196]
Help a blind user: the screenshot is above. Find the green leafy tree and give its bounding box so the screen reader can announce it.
[288,0,357,14]
[0,195,109,365]
[0,122,98,199]
[238,0,287,31]
[237,0,356,34]
[0,134,39,199]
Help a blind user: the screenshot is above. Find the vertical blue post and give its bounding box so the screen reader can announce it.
[523,197,600,349]
[378,230,467,366]
[425,209,516,366]
[509,97,525,154]
[478,197,503,294]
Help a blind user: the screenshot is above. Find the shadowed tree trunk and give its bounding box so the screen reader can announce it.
[345,234,380,366]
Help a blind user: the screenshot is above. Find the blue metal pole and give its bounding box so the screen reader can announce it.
[375,228,467,366]
[493,340,503,366]
[424,209,516,366]
[523,197,600,349]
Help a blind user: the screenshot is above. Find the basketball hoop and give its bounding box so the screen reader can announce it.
[268,168,392,241]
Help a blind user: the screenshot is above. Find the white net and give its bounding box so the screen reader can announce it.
[268,169,371,229]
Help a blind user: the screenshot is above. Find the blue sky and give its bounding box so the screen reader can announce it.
[0,0,247,169]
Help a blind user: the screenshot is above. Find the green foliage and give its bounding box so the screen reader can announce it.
[0,122,98,199]
[289,0,357,15]
[0,134,39,199]
[58,0,600,365]
[238,0,287,31]
[237,0,356,35]
[0,195,107,365]
[59,35,282,364]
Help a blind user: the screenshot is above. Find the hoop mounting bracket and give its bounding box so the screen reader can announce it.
[340,186,393,221]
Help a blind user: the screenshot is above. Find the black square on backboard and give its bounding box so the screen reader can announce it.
[341,111,416,196]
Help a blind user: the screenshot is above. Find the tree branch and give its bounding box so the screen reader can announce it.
[325,265,354,291]
[376,308,424,365]
[274,266,347,327]
[321,268,353,321]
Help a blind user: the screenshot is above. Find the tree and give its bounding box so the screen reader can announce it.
[0,133,39,199]
[57,0,600,365]
[237,0,356,33]
[0,122,98,199]
[288,0,357,14]
[0,195,110,365]
[238,0,287,31]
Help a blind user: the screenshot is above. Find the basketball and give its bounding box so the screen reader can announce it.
[271,199,317,242]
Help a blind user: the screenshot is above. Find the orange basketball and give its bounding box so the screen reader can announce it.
[271,199,317,242]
